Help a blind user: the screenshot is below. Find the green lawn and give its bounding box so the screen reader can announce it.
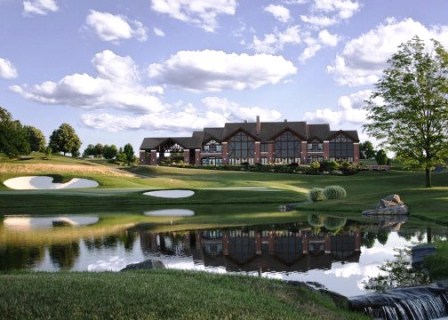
[0,270,369,320]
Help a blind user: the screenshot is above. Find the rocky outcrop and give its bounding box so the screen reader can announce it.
[120,259,165,272]
[362,194,409,215]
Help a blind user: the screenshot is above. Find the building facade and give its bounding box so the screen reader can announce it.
[140,116,359,166]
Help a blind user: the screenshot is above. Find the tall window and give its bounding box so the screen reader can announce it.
[329,134,354,161]
[274,131,301,164]
[228,131,255,164]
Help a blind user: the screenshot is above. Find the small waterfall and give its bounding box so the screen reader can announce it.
[349,283,448,320]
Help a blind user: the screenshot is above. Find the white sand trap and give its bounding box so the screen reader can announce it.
[3,215,99,230]
[144,209,195,217]
[3,176,99,190]
[143,190,195,198]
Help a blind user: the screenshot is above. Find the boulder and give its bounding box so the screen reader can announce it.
[120,259,165,272]
[362,194,409,215]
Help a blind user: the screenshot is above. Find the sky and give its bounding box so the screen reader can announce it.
[1,0,448,153]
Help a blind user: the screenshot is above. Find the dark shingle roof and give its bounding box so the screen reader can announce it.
[140,120,359,150]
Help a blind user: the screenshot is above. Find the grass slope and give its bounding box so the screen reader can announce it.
[0,270,368,320]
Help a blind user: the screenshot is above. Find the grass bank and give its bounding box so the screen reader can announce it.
[0,270,368,320]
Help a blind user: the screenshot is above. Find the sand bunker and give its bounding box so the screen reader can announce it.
[3,215,99,230]
[143,190,195,198]
[3,176,99,190]
[144,209,195,217]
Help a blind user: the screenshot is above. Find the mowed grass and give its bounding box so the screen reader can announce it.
[0,270,369,320]
[1,154,447,222]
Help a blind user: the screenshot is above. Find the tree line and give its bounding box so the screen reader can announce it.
[0,106,136,165]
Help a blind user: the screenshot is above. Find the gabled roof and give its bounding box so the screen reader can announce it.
[261,121,308,141]
[203,127,225,142]
[140,137,200,150]
[328,130,360,142]
[307,124,331,141]
[140,119,359,150]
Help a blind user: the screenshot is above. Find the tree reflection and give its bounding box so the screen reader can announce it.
[49,242,80,270]
[363,248,431,292]
[0,246,44,271]
[376,229,389,245]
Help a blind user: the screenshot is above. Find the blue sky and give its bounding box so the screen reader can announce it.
[1,0,448,153]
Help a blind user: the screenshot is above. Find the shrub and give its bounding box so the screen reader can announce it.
[320,160,339,172]
[308,187,326,202]
[323,185,347,200]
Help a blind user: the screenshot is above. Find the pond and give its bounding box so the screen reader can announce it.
[0,212,445,298]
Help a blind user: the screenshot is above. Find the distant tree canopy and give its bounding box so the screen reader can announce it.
[24,125,46,152]
[0,106,31,157]
[49,123,81,156]
[83,143,118,160]
[364,36,448,187]
[359,141,375,159]
[103,144,118,160]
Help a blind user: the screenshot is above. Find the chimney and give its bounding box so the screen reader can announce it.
[256,115,261,134]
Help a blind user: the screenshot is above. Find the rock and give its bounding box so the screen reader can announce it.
[363,194,409,215]
[120,259,165,272]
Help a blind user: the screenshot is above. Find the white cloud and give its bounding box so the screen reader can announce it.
[85,10,147,42]
[298,30,338,62]
[0,57,18,79]
[80,97,282,133]
[150,0,237,32]
[10,50,165,113]
[318,29,339,46]
[264,4,291,23]
[23,0,58,16]
[304,90,370,126]
[202,97,282,122]
[312,0,360,19]
[250,25,301,54]
[153,27,166,37]
[148,50,297,91]
[300,15,337,28]
[327,18,448,86]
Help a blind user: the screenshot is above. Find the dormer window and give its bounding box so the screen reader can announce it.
[307,139,323,152]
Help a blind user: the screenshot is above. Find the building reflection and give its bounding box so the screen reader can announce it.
[139,224,361,273]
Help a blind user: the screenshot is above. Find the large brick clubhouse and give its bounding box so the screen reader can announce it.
[139,116,359,166]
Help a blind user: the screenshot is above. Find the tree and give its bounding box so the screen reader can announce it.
[0,106,30,157]
[123,143,136,165]
[82,144,96,158]
[359,141,375,159]
[24,125,46,152]
[103,144,118,160]
[94,143,104,158]
[49,123,81,156]
[375,149,389,165]
[364,36,448,187]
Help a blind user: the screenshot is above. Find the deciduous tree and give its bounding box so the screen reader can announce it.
[49,123,81,156]
[364,36,448,187]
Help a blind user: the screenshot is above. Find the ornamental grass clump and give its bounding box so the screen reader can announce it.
[308,187,326,202]
[323,185,347,200]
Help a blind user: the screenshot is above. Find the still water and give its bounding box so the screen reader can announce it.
[1,213,445,298]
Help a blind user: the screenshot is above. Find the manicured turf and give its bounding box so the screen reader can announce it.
[0,270,369,320]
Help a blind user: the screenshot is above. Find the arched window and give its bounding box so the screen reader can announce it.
[274,131,301,164]
[227,131,255,165]
[203,140,222,153]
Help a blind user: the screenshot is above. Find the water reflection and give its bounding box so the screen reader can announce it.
[1,213,446,297]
